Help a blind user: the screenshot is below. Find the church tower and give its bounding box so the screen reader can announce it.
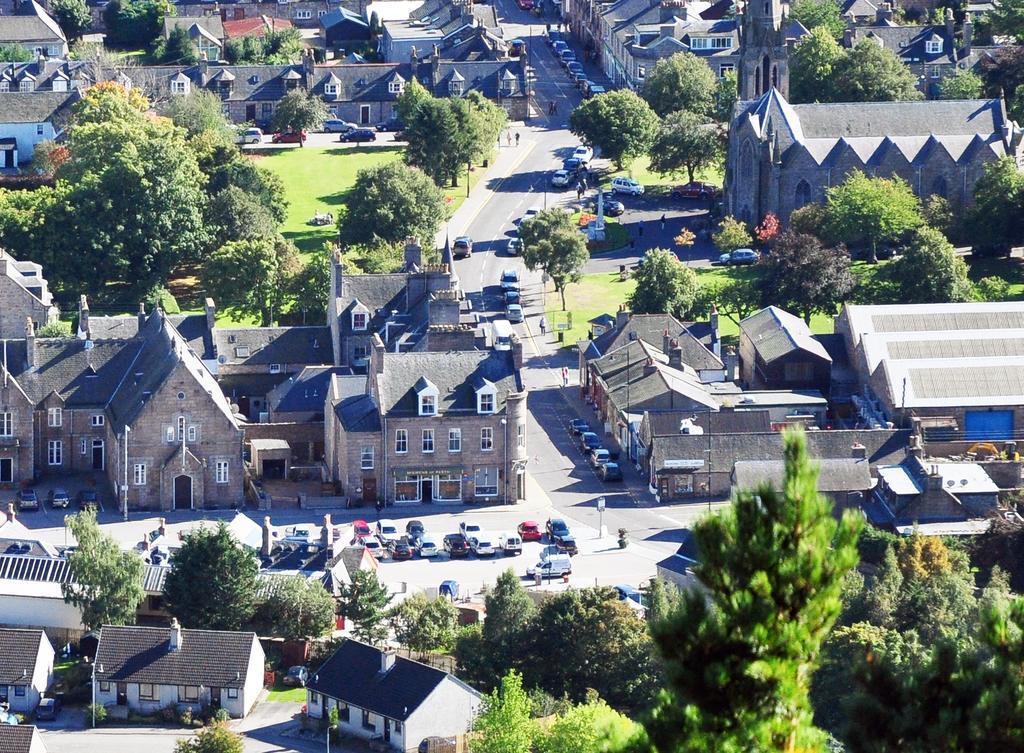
[737,0,789,100]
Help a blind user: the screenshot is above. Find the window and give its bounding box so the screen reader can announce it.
[448,428,461,453]
[99,681,111,693]
[361,446,374,470]
[362,709,374,729]
[481,427,493,451]
[177,416,186,441]
[262,103,273,117]
[48,440,62,466]
[0,412,10,437]
[171,80,188,94]
[518,423,525,448]
[794,180,811,210]
[81,438,87,454]
[690,36,732,49]
[637,66,646,80]
[395,429,408,454]
[178,686,200,702]
[91,414,105,426]
[14,686,25,697]
[48,407,62,427]
[19,80,33,92]
[420,394,436,416]
[36,124,44,136]
[352,311,368,330]
[389,80,404,94]
[928,64,942,78]
[0,82,8,92]
[269,363,281,374]
[422,429,434,453]
[216,460,229,484]
[325,83,338,95]
[318,8,327,15]
[394,720,402,733]
[478,392,495,414]
[187,426,197,442]
[925,39,943,54]
[166,426,175,442]
[339,704,350,722]
[719,63,735,77]
[227,688,238,699]
[134,463,147,486]
[235,346,250,358]
[931,176,948,199]
[353,344,369,362]
[309,691,320,705]
[474,467,498,496]
[295,9,312,18]
[449,80,464,95]
[139,683,156,700]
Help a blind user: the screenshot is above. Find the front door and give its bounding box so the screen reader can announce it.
[420,478,433,503]
[383,718,391,742]
[92,439,104,471]
[0,458,12,483]
[359,105,370,124]
[116,683,127,705]
[210,687,221,708]
[173,475,192,510]
[362,478,376,504]
[245,104,256,122]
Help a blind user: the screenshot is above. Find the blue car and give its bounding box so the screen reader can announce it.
[566,61,584,75]
[563,157,585,173]
[580,431,601,452]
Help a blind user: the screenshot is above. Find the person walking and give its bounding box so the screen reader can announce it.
[638,223,644,238]
[660,213,666,230]
[539,316,547,334]
[507,131,512,147]
[515,132,520,146]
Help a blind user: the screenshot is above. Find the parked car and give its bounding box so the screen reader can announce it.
[562,157,585,173]
[389,538,414,560]
[469,534,496,557]
[611,177,644,195]
[555,534,578,555]
[363,537,387,558]
[573,73,589,89]
[352,519,372,539]
[585,84,606,98]
[237,127,263,144]
[506,303,524,323]
[77,489,100,509]
[500,268,520,290]
[671,181,722,200]
[418,536,439,558]
[599,462,623,482]
[17,489,38,511]
[569,418,589,435]
[377,118,405,132]
[272,129,307,144]
[444,533,470,557]
[323,119,357,133]
[566,61,585,76]
[551,169,571,188]
[592,195,624,216]
[406,520,425,540]
[499,533,523,556]
[453,236,473,258]
[519,206,541,225]
[507,237,523,255]
[36,697,61,721]
[527,554,572,578]
[718,248,760,266]
[518,520,542,541]
[547,30,563,45]
[614,584,645,606]
[460,521,482,537]
[48,488,71,509]
[580,431,602,452]
[504,288,521,305]
[552,41,569,55]
[282,666,309,687]
[377,519,401,542]
[516,0,534,8]
[589,448,611,467]
[547,518,570,539]
[509,38,526,56]
[558,49,577,65]
[341,128,377,143]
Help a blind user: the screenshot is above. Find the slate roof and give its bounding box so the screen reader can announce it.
[849,22,958,66]
[0,59,89,92]
[740,306,832,364]
[642,408,772,439]
[308,639,479,719]
[0,0,65,44]
[94,625,256,688]
[335,393,381,432]
[269,366,351,413]
[0,628,47,686]
[588,313,721,369]
[320,7,369,31]
[163,15,225,42]
[0,91,77,124]
[377,349,521,416]
[733,458,872,492]
[132,63,304,103]
[0,726,39,753]
[14,338,141,407]
[213,326,331,367]
[86,313,213,359]
[336,273,412,333]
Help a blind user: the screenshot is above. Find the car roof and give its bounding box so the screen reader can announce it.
[455,235,471,241]
[521,520,539,526]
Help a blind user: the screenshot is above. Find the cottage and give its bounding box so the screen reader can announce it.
[0,250,56,344]
[306,640,481,752]
[0,628,54,714]
[0,0,67,59]
[163,16,225,62]
[0,726,47,753]
[0,91,76,168]
[93,621,265,718]
[739,307,832,393]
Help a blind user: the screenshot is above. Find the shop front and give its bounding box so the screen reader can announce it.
[393,467,464,504]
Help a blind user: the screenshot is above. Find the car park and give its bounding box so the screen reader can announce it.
[323,119,357,133]
[377,519,401,542]
[547,518,570,539]
[551,169,571,188]
[500,268,520,290]
[469,534,496,557]
[418,536,439,558]
[238,127,263,144]
[507,238,523,255]
[671,181,722,200]
[555,535,578,555]
[580,431,601,452]
[272,129,307,144]
[283,666,309,687]
[444,533,470,557]
[341,128,376,143]
[599,462,623,482]
[499,533,523,556]
[718,248,760,266]
[589,448,611,467]
[569,418,589,435]
[611,177,644,195]
[453,236,473,258]
[518,520,542,541]
[527,554,572,578]
[77,489,99,509]
[506,303,524,323]
[36,697,61,720]
[17,489,38,511]
[390,538,414,560]
[48,488,70,509]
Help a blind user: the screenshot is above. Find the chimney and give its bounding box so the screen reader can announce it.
[851,442,867,460]
[615,304,630,329]
[945,7,954,39]
[643,356,658,376]
[24,318,34,368]
[403,236,423,270]
[511,335,524,370]
[137,302,146,331]
[963,15,973,53]
[78,295,90,340]
[0,249,7,276]
[380,647,396,673]
[204,298,216,332]
[321,513,334,548]
[158,517,166,537]
[875,1,893,23]
[927,464,944,491]
[662,331,672,355]
[303,48,315,78]
[370,333,386,375]
[6,502,15,524]
[198,58,209,84]
[843,28,854,48]
[330,246,344,296]
[668,339,683,369]
[428,290,460,325]
[169,618,182,652]
[262,516,273,557]
[431,44,440,81]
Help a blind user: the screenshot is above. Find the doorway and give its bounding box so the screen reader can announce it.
[92,439,104,471]
[383,719,391,743]
[116,683,127,705]
[245,104,256,122]
[362,478,376,504]
[210,687,221,709]
[420,478,433,503]
[359,105,370,124]
[173,475,193,510]
[0,458,11,483]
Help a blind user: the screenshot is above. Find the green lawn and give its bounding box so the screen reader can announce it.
[266,685,307,702]
[600,156,724,194]
[967,255,1024,299]
[546,271,637,345]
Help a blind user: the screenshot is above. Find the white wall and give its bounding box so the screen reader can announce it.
[0,122,56,165]
[404,677,481,752]
[241,636,266,717]
[0,593,83,633]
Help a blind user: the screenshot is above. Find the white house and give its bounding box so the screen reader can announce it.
[306,640,482,752]
[0,91,76,169]
[0,0,67,59]
[0,725,48,753]
[0,628,55,714]
[93,621,265,719]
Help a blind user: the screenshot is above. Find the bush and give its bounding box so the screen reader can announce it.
[975,275,1011,302]
[160,704,178,723]
[36,320,72,337]
[180,708,194,727]
[87,703,108,725]
[214,708,231,723]
[146,286,181,314]
[858,526,898,565]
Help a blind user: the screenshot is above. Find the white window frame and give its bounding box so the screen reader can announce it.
[171,81,188,95]
[215,460,229,484]
[269,363,281,374]
[389,81,404,94]
[48,440,62,466]
[925,40,942,54]
[719,63,735,77]
[448,428,461,453]
[134,463,147,485]
[361,446,374,470]
[352,311,368,330]
[166,426,175,442]
[48,407,62,427]
[0,412,10,437]
[518,423,525,448]
[449,81,463,95]
[395,429,408,454]
[80,438,87,455]
[420,394,436,416]
[91,414,105,426]
[690,36,732,50]
[187,426,197,442]
[481,427,493,452]
[422,428,434,453]
[227,688,238,699]
[325,83,338,95]
[295,9,312,18]
[478,391,495,414]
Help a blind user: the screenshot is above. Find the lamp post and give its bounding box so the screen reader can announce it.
[122,425,130,521]
[596,496,605,538]
[501,418,508,504]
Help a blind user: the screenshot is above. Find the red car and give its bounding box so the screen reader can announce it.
[350,519,372,543]
[671,181,722,200]
[272,129,308,144]
[517,0,534,9]
[517,520,542,542]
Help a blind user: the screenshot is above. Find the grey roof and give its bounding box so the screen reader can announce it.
[163,15,225,42]
[336,273,414,333]
[132,63,305,103]
[0,0,65,44]
[320,8,370,31]
[643,408,772,439]
[791,98,1005,139]
[0,726,39,753]
[740,306,832,364]
[733,458,872,492]
[377,349,521,416]
[0,552,170,595]
[214,326,331,367]
[270,366,351,413]
[850,23,957,66]
[14,338,142,407]
[95,625,257,688]
[0,628,47,686]
[335,393,381,432]
[589,313,720,369]
[87,313,213,359]
[842,0,878,16]
[0,91,77,124]
[0,59,89,92]
[308,639,479,720]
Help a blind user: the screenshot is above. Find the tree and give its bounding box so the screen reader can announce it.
[203,236,298,326]
[271,88,328,144]
[163,523,259,631]
[648,111,724,183]
[967,156,1024,256]
[156,25,199,65]
[102,0,162,49]
[164,89,236,141]
[288,243,333,324]
[206,185,279,249]
[714,71,739,123]
[519,209,590,310]
[790,27,843,104]
[644,577,680,625]
[636,431,862,752]
[976,275,1011,301]
[938,69,984,99]
[989,0,1024,42]
[338,569,393,645]
[338,162,447,248]
[49,0,92,41]
[471,670,537,753]
[708,276,761,326]
[0,43,32,62]
[256,576,336,641]
[480,570,536,677]
[395,77,432,124]
[641,52,718,117]
[207,158,288,225]
[888,227,974,303]
[627,247,700,320]
[712,215,753,252]
[758,230,855,322]
[224,28,303,64]
[465,90,508,163]
[824,170,922,261]
[538,697,640,753]
[569,90,659,169]
[174,722,244,753]
[403,96,474,186]
[62,506,145,631]
[790,0,846,38]
[832,40,923,102]
[388,593,459,654]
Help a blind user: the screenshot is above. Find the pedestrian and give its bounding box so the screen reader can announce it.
[540,316,547,334]
[553,101,558,114]
[630,237,635,251]
[515,132,520,146]
[580,176,587,190]
[638,223,644,238]
[660,213,666,230]
[562,366,569,387]
[507,131,512,147]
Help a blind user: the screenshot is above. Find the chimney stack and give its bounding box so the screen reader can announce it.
[262,516,273,557]
[380,647,396,674]
[169,618,182,651]
[668,339,683,369]
[78,295,90,340]
[963,15,973,53]
[204,298,216,332]
[615,304,630,329]
[158,517,166,537]
[851,442,867,460]
[24,318,34,368]
[945,7,954,39]
[404,237,423,271]
[6,502,15,523]
[511,335,524,370]
[370,334,386,375]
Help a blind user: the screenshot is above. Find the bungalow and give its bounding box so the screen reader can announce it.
[0,726,47,753]
[93,621,265,718]
[306,640,481,752]
[0,628,54,715]
[0,0,67,59]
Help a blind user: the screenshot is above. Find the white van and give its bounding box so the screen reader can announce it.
[527,554,572,578]
[491,319,514,351]
[499,533,522,556]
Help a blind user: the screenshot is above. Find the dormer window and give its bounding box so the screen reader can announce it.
[421,394,436,415]
[479,392,494,413]
[0,81,8,92]
[449,80,464,95]
[925,39,943,54]
[352,310,368,330]
[52,78,67,92]
[415,376,440,416]
[389,80,404,94]
[19,80,33,92]
[172,80,189,95]
[325,83,338,95]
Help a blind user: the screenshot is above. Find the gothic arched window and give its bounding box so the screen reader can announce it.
[931,175,948,199]
[795,180,811,209]
[740,141,754,183]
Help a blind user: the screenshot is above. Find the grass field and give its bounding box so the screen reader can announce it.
[266,685,307,703]
[602,157,724,194]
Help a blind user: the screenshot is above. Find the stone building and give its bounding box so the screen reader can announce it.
[725,89,1024,225]
[0,250,56,340]
[735,0,791,100]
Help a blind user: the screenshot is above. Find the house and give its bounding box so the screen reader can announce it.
[306,640,482,752]
[319,8,370,51]
[836,302,1024,440]
[0,59,89,94]
[739,307,832,393]
[726,89,1024,226]
[0,628,54,714]
[174,0,343,30]
[380,0,477,62]
[93,621,265,718]
[715,390,828,428]
[0,0,67,59]
[222,15,295,41]
[636,407,771,477]
[163,16,226,62]
[0,726,47,753]
[733,457,872,511]
[0,250,56,343]
[0,91,76,168]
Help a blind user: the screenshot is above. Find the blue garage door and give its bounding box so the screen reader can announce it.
[964,410,1014,441]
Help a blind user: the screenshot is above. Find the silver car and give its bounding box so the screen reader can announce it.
[323,118,357,133]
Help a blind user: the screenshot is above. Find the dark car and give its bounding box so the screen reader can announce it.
[569,418,589,435]
[444,533,470,557]
[555,534,578,555]
[406,520,425,542]
[566,61,584,75]
[341,129,377,143]
[36,697,61,721]
[580,431,601,452]
[504,288,520,305]
[390,538,414,561]
[599,462,623,482]
[572,72,589,89]
[562,157,585,173]
[453,236,473,258]
[547,518,570,539]
[671,181,722,200]
[48,488,71,509]
[592,196,624,216]
[547,31,564,45]
[377,118,405,132]
[77,489,99,509]
[282,666,309,687]
[17,489,39,511]
[272,129,307,144]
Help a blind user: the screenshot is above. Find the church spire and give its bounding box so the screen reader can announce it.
[737,0,789,101]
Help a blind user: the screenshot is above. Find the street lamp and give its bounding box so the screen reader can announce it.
[501,418,509,504]
[596,496,605,538]
[121,424,130,521]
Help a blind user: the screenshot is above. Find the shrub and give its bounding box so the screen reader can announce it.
[180,708,194,727]
[214,708,231,723]
[160,704,178,722]
[87,703,108,725]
